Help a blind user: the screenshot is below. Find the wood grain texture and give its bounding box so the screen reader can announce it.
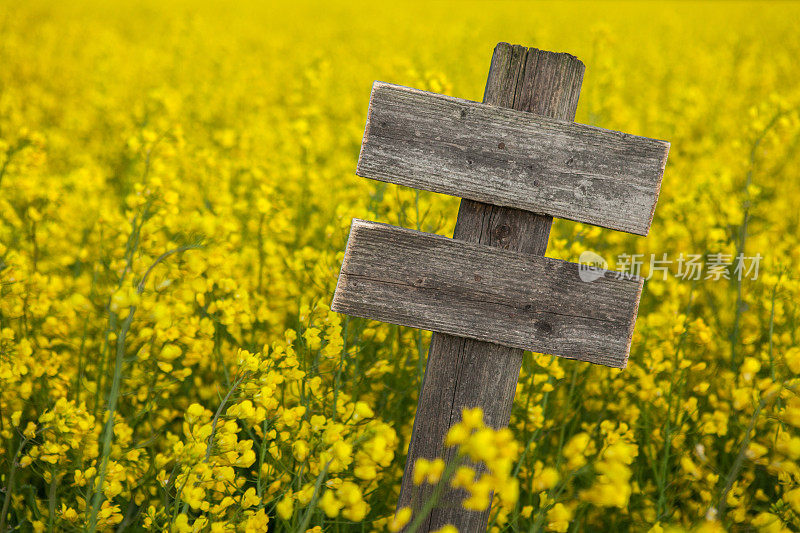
[357,81,669,236]
[397,44,587,532]
[332,219,642,368]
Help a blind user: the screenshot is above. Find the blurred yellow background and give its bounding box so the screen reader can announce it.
[2,1,800,531]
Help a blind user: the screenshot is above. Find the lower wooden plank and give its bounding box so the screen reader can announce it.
[331,218,643,368]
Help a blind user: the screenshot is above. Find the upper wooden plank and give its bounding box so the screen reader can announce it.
[331,219,644,368]
[356,82,669,236]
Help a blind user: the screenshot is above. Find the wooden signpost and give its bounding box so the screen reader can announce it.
[331,43,669,531]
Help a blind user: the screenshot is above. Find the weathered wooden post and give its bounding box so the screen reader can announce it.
[331,43,669,531]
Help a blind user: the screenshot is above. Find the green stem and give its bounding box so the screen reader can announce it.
[717,398,764,518]
[297,461,330,531]
[0,437,29,531]
[47,465,58,533]
[88,245,199,532]
[405,458,462,533]
[87,306,135,533]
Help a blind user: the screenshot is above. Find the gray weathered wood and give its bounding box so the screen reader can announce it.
[332,218,642,368]
[357,81,669,236]
[396,44,587,532]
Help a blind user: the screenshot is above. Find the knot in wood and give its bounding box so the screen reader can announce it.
[492,223,512,243]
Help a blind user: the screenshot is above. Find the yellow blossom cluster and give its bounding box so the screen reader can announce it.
[1,0,800,531]
[390,408,520,531]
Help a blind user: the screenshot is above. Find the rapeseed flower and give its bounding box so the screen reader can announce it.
[1,1,799,531]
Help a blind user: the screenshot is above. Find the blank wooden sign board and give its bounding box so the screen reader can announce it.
[331,43,669,531]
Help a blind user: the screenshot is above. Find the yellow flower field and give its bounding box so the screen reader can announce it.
[1,0,800,531]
